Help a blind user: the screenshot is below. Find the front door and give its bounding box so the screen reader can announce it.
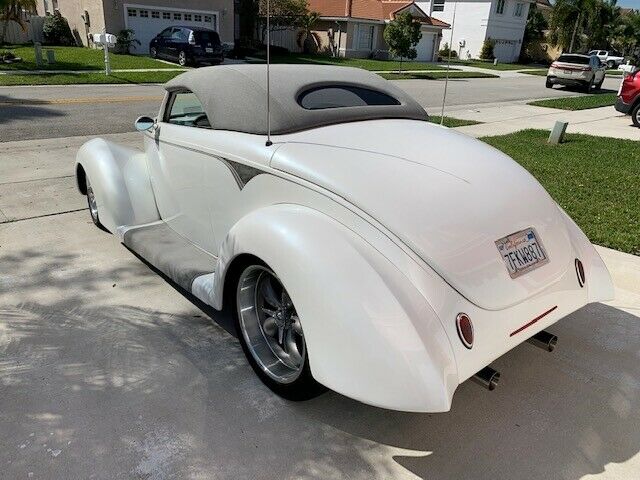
[145,90,216,252]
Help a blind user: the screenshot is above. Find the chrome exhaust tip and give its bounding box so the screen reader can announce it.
[527,330,558,352]
[472,366,500,391]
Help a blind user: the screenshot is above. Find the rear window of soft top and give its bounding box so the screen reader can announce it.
[298,85,400,110]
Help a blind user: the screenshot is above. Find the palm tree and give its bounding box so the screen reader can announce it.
[296,12,320,54]
[1,0,37,44]
[550,0,596,51]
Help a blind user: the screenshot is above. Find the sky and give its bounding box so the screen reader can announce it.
[618,0,640,8]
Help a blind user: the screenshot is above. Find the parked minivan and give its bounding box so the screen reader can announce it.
[150,26,223,66]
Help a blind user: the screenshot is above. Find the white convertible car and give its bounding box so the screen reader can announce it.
[76,65,614,412]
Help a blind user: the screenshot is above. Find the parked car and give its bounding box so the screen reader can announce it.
[149,26,223,66]
[588,50,625,69]
[615,65,640,127]
[546,54,606,92]
[75,65,613,412]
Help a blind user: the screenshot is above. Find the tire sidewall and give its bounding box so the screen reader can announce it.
[631,103,640,128]
[232,260,324,401]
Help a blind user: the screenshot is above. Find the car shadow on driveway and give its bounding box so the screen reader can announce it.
[0,95,66,125]
[1,242,639,479]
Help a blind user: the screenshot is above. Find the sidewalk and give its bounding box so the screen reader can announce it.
[450,103,639,140]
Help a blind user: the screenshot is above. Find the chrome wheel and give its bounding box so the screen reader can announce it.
[237,266,305,384]
[150,47,157,58]
[178,51,187,66]
[86,176,99,224]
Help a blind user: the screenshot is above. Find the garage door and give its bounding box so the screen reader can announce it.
[492,40,516,63]
[124,6,219,54]
[415,30,435,62]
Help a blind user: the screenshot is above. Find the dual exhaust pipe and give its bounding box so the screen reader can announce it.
[472,330,558,391]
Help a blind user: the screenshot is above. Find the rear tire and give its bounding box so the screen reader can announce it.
[583,78,593,93]
[233,261,325,401]
[545,77,553,88]
[631,102,640,128]
[150,46,157,59]
[595,77,604,90]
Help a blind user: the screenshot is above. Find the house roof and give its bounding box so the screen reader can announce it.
[308,0,449,27]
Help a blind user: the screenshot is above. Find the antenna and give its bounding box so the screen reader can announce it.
[265,0,273,146]
[439,0,458,125]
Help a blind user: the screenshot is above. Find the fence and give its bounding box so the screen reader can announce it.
[2,15,45,44]
[262,27,303,53]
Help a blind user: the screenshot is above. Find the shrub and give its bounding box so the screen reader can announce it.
[479,38,495,60]
[115,29,141,54]
[43,11,75,45]
[439,42,458,59]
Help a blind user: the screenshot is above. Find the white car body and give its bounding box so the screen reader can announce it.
[588,50,625,68]
[76,65,614,412]
[547,54,607,90]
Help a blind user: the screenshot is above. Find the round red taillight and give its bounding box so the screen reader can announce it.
[575,258,585,287]
[456,313,473,349]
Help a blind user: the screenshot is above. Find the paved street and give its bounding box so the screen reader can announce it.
[0,75,623,141]
[1,75,639,479]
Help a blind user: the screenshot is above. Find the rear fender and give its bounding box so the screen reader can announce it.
[212,204,458,412]
[557,205,614,303]
[76,138,159,233]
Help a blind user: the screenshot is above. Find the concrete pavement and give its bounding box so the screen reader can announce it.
[2,133,640,479]
[451,104,640,140]
[0,75,623,142]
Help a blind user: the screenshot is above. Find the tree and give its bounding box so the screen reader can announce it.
[523,4,548,44]
[549,0,596,52]
[0,0,36,44]
[296,12,320,53]
[479,38,495,59]
[585,0,620,50]
[42,10,74,45]
[258,0,308,44]
[115,29,141,54]
[383,12,422,71]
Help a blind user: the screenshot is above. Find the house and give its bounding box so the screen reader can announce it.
[416,0,535,62]
[35,0,234,53]
[307,0,450,61]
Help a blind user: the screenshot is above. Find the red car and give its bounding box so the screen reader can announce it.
[615,66,640,127]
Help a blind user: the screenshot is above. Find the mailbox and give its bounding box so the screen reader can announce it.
[92,33,116,48]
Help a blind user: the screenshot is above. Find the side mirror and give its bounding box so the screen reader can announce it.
[135,116,155,132]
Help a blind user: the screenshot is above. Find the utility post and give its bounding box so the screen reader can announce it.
[103,28,111,76]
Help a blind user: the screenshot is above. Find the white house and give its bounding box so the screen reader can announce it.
[416,0,533,62]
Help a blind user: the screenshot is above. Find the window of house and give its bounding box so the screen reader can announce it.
[127,8,137,17]
[433,0,445,12]
[514,2,524,16]
[52,0,58,9]
[194,14,202,22]
[151,11,159,19]
[140,10,148,17]
[184,13,192,21]
[496,0,506,14]
[356,24,374,51]
[43,0,50,14]
[204,15,212,23]
[174,13,182,20]
[162,11,171,19]
[166,92,210,128]
[298,86,400,110]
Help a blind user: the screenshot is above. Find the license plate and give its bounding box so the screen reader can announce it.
[495,228,548,278]
[205,47,213,53]
[563,69,572,74]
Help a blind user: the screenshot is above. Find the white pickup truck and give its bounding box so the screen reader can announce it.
[588,50,625,68]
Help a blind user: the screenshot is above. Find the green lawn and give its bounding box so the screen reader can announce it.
[0,45,178,71]
[428,116,482,127]
[528,93,617,110]
[483,130,639,255]
[448,59,542,71]
[379,71,498,80]
[0,70,182,85]
[249,53,448,71]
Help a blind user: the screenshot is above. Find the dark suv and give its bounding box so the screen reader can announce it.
[150,27,223,66]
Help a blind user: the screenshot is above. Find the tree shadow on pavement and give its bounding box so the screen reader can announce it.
[2,239,640,479]
[0,95,65,126]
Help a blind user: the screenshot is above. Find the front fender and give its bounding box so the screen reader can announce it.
[76,138,159,233]
[214,204,458,412]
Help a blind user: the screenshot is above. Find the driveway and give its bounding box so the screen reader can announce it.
[1,130,640,479]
